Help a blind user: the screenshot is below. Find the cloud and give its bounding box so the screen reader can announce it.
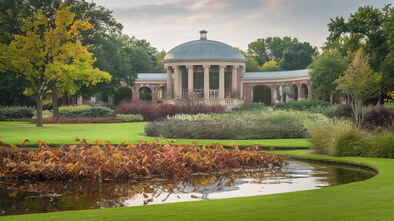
[93,0,393,51]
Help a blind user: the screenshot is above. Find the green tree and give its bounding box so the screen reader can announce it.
[154,49,166,73]
[248,36,317,70]
[1,4,111,127]
[380,7,394,97]
[260,60,282,72]
[309,51,348,101]
[237,48,260,72]
[335,50,382,124]
[326,5,392,94]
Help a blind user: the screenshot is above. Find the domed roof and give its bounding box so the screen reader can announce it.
[163,30,247,63]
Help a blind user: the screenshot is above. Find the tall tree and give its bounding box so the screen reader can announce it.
[308,51,348,101]
[1,4,111,127]
[326,4,392,94]
[335,50,382,124]
[247,36,317,70]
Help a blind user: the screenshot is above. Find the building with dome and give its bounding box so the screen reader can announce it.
[128,30,312,109]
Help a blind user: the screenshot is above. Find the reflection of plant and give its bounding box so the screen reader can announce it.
[0,139,284,182]
[0,167,287,214]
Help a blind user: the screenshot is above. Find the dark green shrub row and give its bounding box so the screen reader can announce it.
[145,119,307,139]
[0,106,34,120]
[275,100,337,118]
[275,99,330,111]
[59,106,114,118]
[116,114,144,122]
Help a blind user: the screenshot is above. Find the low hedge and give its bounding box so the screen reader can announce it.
[145,119,307,139]
[59,106,114,118]
[0,106,34,120]
[116,114,144,122]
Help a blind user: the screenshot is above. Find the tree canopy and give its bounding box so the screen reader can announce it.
[1,3,111,126]
[247,36,318,70]
[308,51,348,101]
[325,4,392,95]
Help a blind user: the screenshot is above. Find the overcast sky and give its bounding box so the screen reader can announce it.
[92,0,392,52]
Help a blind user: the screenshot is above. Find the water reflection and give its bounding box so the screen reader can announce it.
[0,160,375,216]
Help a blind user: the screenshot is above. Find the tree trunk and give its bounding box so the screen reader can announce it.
[52,87,59,118]
[36,93,43,127]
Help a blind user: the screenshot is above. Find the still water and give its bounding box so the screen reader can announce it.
[0,160,376,216]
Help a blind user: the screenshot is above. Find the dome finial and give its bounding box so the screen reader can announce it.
[199,30,207,40]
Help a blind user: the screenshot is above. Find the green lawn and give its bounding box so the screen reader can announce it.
[1,121,393,220]
[1,150,393,220]
[0,121,310,148]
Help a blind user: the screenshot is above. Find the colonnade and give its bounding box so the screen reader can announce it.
[166,64,242,99]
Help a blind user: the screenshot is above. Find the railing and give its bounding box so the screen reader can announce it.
[182,89,233,99]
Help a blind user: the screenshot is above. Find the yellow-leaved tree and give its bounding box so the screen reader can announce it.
[1,4,111,127]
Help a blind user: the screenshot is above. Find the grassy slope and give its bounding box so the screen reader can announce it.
[0,121,309,148]
[1,150,393,220]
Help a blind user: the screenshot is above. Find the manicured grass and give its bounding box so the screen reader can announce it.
[2,121,392,220]
[1,150,393,220]
[0,121,310,148]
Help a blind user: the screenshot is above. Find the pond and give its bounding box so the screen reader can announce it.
[0,160,376,216]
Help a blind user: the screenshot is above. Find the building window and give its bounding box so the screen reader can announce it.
[209,66,219,90]
[193,66,204,89]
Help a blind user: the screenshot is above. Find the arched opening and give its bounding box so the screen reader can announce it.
[253,84,271,106]
[301,84,308,100]
[291,84,298,101]
[158,86,167,102]
[139,87,152,101]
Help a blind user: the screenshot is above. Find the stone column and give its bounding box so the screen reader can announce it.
[187,65,194,99]
[203,65,210,99]
[166,67,173,99]
[219,65,225,99]
[179,67,183,99]
[297,84,302,101]
[173,66,179,99]
[231,66,238,98]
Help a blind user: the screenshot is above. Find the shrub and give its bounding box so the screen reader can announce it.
[80,106,114,118]
[367,131,394,158]
[363,106,394,130]
[59,105,113,118]
[275,99,330,111]
[145,118,308,140]
[0,106,34,119]
[116,114,144,122]
[115,101,225,121]
[309,121,370,156]
[113,86,132,106]
[309,121,394,158]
